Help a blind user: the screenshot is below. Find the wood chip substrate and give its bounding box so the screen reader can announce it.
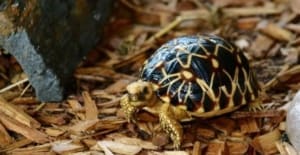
[0,0,300,154]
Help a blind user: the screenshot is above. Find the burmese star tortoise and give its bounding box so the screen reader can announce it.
[120,35,261,148]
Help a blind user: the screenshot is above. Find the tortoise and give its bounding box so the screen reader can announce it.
[120,35,260,148]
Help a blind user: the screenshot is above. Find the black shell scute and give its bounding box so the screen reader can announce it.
[140,35,259,112]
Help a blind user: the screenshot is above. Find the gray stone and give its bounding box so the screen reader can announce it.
[0,0,113,101]
[287,91,300,152]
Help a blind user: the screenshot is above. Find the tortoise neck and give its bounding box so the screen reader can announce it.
[148,93,158,107]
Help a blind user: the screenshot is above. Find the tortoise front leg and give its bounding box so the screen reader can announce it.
[159,103,184,149]
[120,94,137,123]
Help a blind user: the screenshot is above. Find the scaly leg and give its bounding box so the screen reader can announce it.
[158,103,183,149]
[120,94,137,123]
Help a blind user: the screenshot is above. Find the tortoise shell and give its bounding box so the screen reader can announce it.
[140,35,260,113]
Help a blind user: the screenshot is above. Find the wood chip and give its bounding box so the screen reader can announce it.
[210,117,236,135]
[212,0,262,7]
[76,67,136,80]
[82,139,97,148]
[97,140,142,155]
[82,91,98,120]
[278,122,286,131]
[0,91,20,101]
[94,118,125,131]
[289,0,300,14]
[179,9,211,23]
[0,111,49,143]
[7,143,52,155]
[99,107,118,115]
[67,99,83,112]
[152,132,169,147]
[0,96,40,128]
[134,11,161,26]
[250,34,274,58]
[51,140,84,154]
[227,140,249,154]
[94,141,113,155]
[286,24,300,34]
[283,47,299,65]
[137,111,158,122]
[74,74,106,82]
[104,79,131,94]
[0,122,13,147]
[69,119,99,134]
[206,140,225,155]
[71,151,103,155]
[276,141,298,155]
[196,126,216,139]
[11,97,39,105]
[192,141,201,155]
[237,17,260,30]
[37,113,70,125]
[222,7,282,17]
[45,128,66,137]
[251,129,281,154]
[260,23,294,41]
[238,118,260,134]
[116,136,158,150]
[267,43,281,57]
[231,110,285,118]
[163,151,189,155]
[265,65,300,90]
[149,151,190,155]
[1,138,33,152]
[136,122,152,135]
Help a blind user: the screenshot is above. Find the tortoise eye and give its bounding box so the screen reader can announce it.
[142,87,149,94]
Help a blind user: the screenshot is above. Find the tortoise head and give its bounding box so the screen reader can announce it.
[120,80,155,122]
[126,80,154,107]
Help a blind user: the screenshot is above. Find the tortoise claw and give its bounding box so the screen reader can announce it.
[248,99,263,112]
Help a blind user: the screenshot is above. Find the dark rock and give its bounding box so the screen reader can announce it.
[0,0,113,101]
